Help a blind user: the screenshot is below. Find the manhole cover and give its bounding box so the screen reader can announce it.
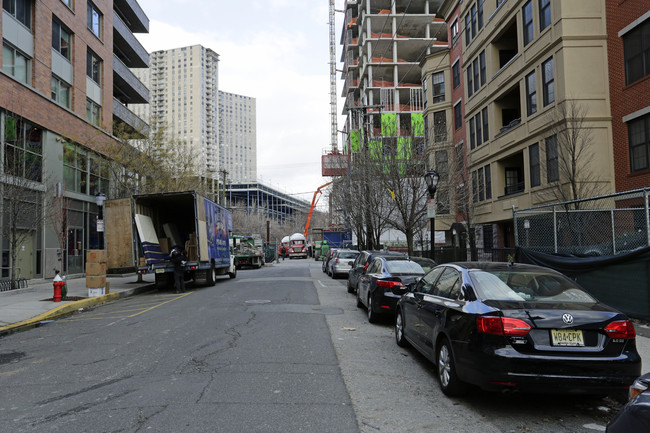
[245,300,271,304]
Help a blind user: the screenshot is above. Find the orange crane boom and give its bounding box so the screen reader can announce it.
[304,181,334,237]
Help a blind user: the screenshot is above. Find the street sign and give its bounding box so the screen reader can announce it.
[427,198,436,218]
[97,219,104,232]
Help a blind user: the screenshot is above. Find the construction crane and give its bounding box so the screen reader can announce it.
[304,181,334,237]
[329,0,338,153]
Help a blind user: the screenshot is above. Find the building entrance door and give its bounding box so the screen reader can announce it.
[67,228,84,274]
[15,230,35,279]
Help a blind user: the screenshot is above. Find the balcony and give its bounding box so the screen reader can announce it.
[113,97,149,137]
[113,54,149,104]
[113,11,149,68]
[113,0,149,33]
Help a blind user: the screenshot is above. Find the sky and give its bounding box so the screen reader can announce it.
[136,0,345,211]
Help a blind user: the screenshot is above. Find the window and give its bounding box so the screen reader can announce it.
[482,107,489,142]
[623,19,650,85]
[51,75,71,108]
[432,72,445,103]
[475,111,482,147]
[3,116,43,181]
[60,0,72,8]
[628,114,650,172]
[452,61,460,88]
[86,99,101,126]
[451,19,459,45]
[469,117,476,149]
[436,150,449,182]
[529,143,540,187]
[479,51,486,86]
[478,167,485,201]
[2,42,30,84]
[542,57,554,106]
[454,103,463,130]
[478,0,484,30]
[3,0,31,29]
[471,5,477,40]
[52,18,72,60]
[87,1,102,38]
[526,71,537,116]
[433,268,461,299]
[465,14,471,46]
[433,111,447,142]
[485,164,492,199]
[467,63,473,97]
[522,1,534,46]
[539,0,551,31]
[473,58,479,92]
[472,170,478,202]
[86,49,101,84]
[546,135,558,182]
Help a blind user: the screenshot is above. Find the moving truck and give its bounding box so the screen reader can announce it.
[117,191,236,289]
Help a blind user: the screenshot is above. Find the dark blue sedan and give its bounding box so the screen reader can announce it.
[394,262,641,397]
[356,257,426,323]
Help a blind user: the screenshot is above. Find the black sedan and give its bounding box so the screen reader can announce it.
[394,262,641,397]
[607,372,650,432]
[356,257,426,323]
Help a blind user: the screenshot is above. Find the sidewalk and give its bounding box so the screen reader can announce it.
[0,273,155,336]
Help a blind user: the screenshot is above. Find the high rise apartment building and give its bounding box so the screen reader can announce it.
[1,0,149,279]
[340,0,447,157]
[422,0,617,248]
[218,90,257,183]
[132,45,220,176]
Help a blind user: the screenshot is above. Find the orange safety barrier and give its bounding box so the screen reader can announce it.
[371,80,395,87]
[370,56,408,63]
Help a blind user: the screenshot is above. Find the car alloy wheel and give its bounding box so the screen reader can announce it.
[395,311,409,347]
[437,339,466,397]
[367,294,377,323]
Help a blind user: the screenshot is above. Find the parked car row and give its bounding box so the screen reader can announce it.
[333,254,643,416]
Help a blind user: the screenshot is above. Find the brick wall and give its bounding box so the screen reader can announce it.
[0,0,117,155]
[606,0,650,192]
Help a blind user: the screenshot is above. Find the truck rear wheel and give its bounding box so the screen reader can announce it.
[207,265,216,286]
[228,266,237,279]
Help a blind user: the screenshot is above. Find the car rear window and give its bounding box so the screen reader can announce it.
[385,261,425,274]
[338,252,359,259]
[469,270,596,303]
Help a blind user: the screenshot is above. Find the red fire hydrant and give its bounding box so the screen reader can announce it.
[53,274,65,302]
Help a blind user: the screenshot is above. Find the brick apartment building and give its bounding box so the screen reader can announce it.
[606,1,650,193]
[1,0,149,279]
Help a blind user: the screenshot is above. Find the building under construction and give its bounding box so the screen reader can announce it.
[340,0,447,156]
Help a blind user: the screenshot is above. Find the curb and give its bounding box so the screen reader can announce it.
[0,284,155,338]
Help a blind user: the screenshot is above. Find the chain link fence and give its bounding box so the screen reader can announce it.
[513,188,650,255]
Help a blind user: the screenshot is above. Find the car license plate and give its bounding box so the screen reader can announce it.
[551,329,584,346]
[155,268,165,274]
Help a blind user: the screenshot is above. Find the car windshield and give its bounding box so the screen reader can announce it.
[469,269,596,303]
[385,261,425,274]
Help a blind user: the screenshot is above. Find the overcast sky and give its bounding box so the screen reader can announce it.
[136,0,345,211]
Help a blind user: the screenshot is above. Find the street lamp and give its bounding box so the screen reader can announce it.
[424,170,439,262]
[95,193,106,249]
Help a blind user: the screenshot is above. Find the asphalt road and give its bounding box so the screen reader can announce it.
[0,259,632,432]
[0,261,357,432]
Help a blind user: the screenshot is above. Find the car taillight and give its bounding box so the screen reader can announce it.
[477,316,531,336]
[604,320,636,339]
[376,280,403,291]
[335,258,339,263]
[363,263,370,272]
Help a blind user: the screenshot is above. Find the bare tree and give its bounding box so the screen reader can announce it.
[543,100,608,207]
[108,121,210,198]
